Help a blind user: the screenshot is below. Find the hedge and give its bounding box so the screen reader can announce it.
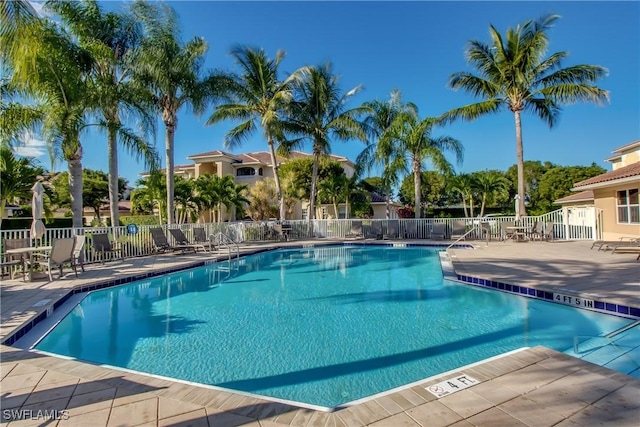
[0,217,75,230]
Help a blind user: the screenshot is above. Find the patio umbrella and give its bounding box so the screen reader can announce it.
[30,181,45,240]
[514,194,521,221]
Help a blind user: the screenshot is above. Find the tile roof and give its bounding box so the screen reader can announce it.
[573,162,640,188]
[554,190,594,204]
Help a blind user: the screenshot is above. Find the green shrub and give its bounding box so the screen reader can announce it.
[0,217,74,230]
[121,215,160,226]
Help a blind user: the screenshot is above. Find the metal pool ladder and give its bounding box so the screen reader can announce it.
[211,232,240,263]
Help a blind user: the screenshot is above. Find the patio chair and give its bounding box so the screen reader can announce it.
[33,237,76,281]
[542,222,555,241]
[1,238,30,280]
[168,228,208,252]
[92,233,123,263]
[365,221,383,239]
[431,223,447,240]
[72,234,86,272]
[527,221,543,241]
[500,221,516,241]
[383,220,399,240]
[345,221,363,239]
[150,228,196,254]
[450,220,467,240]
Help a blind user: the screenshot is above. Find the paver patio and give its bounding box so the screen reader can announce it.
[1,239,639,426]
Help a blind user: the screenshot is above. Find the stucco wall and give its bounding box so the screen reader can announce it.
[594,183,640,240]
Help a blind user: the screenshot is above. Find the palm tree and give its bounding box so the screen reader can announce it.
[393,111,463,218]
[473,171,510,217]
[48,0,159,230]
[5,11,94,227]
[0,146,44,226]
[449,174,476,218]
[444,14,608,216]
[131,171,166,223]
[358,90,415,219]
[194,173,221,223]
[131,1,219,225]
[282,64,367,223]
[317,173,347,219]
[206,46,301,221]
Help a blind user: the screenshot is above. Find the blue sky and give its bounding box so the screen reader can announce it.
[21,1,640,186]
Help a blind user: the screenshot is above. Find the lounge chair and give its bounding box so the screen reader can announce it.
[150,228,196,254]
[404,221,418,239]
[92,233,123,263]
[450,220,466,240]
[365,221,383,239]
[169,228,208,252]
[194,227,215,251]
[1,238,30,280]
[33,237,76,281]
[431,223,447,240]
[72,235,86,272]
[383,220,399,240]
[591,236,638,251]
[602,238,640,253]
[345,220,364,239]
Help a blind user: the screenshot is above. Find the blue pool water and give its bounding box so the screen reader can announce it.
[35,245,635,407]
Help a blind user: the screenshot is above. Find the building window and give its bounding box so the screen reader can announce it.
[301,208,308,220]
[258,168,263,176]
[616,188,639,224]
[236,167,255,177]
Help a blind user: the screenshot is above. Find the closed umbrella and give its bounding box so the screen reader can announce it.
[31,181,45,240]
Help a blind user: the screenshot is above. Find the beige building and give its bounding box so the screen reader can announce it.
[567,140,640,240]
[142,150,400,221]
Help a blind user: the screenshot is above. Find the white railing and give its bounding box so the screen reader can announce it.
[1,208,598,267]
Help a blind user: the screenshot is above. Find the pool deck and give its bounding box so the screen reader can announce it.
[1,239,639,426]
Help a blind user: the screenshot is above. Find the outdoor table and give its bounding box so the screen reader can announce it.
[5,246,52,282]
[506,226,530,242]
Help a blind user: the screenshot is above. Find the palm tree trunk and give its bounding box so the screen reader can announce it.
[384,159,390,219]
[308,148,320,222]
[469,195,475,218]
[267,137,285,221]
[462,199,468,218]
[107,125,119,231]
[413,159,421,219]
[164,110,176,225]
[0,199,6,228]
[514,110,527,217]
[480,195,487,217]
[68,147,84,228]
[333,199,339,219]
[345,196,350,219]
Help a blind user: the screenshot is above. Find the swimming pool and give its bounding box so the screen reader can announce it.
[34,245,634,408]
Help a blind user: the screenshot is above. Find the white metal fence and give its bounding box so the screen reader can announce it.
[0,208,598,267]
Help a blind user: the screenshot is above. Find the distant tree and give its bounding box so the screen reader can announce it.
[444,14,608,216]
[174,176,199,224]
[472,170,510,217]
[505,160,553,212]
[131,171,166,223]
[53,169,110,222]
[278,157,347,201]
[245,178,279,221]
[399,171,448,213]
[360,177,387,196]
[448,174,476,217]
[0,146,44,226]
[536,163,606,213]
[317,173,347,218]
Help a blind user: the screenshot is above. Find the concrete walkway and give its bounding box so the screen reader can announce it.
[1,239,639,426]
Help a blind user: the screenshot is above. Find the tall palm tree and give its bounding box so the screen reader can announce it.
[131,1,219,225]
[444,14,608,215]
[282,64,367,223]
[5,12,94,227]
[48,0,159,229]
[358,90,415,219]
[473,171,510,217]
[393,111,463,219]
[206,46,301,221]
